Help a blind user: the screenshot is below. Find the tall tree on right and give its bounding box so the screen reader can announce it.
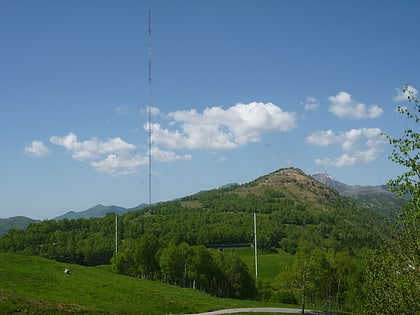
[362,85,419,314]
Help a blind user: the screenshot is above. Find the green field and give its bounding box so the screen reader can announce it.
[0,252,298,314]
[228,248,294,281]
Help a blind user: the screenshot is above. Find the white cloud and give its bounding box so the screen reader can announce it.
[46,102,295,176]
[303,97,320,111]
[50,132,135,161]
[149,106,160,116]
[50,132,142,175]
[150,122,238,150]
[24,140,49,157]
[89,146,191,176]
[306,130,337,147]
[328,92,383,119]
[151,147,192,162]
[141,106,160,117]
[90,154,148,176]
[150,102,296,150]
[394,85,418,102]
[48,132,193,176]
[307,127,385,167]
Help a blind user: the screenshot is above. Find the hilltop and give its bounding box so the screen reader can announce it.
[179,168,353,214]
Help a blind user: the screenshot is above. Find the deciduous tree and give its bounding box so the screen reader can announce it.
[362,85,420,314]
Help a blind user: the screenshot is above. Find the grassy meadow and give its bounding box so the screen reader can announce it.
[228,247,294,281]
[0,251,298,314]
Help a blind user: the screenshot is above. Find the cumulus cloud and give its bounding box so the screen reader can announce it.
[306,130,337,147]
[48,132,193,176]
[90,154,148,176]
[307,127,385,167]
[150,102,296,150]
[46,102,295,176]
[328,92,383,119]
[394,85,418,102]
[50,132,136,161]
[49,132,142,175]
[24,140,49,157]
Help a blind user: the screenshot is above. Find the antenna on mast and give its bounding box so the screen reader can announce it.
[147,10,152,208]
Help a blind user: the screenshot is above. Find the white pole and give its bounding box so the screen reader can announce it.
[254,212,258,278]
[115,215,118,253]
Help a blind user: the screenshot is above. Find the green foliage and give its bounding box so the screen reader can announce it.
[361,250,418,315]
[112,240,257,299]
[273,246,358,313]
[0,215,115,266]
[386,86,420,236]
[159,241,191,286]
[211,250,257,299]
[362,85,420,314]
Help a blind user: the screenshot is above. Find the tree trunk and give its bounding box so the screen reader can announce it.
[301,285,305,314]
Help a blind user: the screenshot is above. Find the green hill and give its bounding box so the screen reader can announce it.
[0,252,283,315]
[53,204,130,220]
[0,168,392,264]
[0,217,38,236]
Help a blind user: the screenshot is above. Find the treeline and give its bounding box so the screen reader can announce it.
[0,192,391,266]
[0,215,115,266]
[111,234,256,299]
[122,195,390,254]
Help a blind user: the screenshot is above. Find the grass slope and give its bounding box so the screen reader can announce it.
[0,252,293,314]
[228,248,294,281]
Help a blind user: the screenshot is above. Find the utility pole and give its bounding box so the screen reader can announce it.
[115,215,118,253]
[254,212,258,278]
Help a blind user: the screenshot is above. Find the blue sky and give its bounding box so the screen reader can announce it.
[1,0,419,219]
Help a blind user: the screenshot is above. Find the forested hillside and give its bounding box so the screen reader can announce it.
[0,216,38,236]
[0,168,395,313]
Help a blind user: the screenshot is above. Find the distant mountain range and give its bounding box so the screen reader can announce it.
[0,170,402,236]
[52,204,147,220]
[311,173,401,217]
[311,173,389,195]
